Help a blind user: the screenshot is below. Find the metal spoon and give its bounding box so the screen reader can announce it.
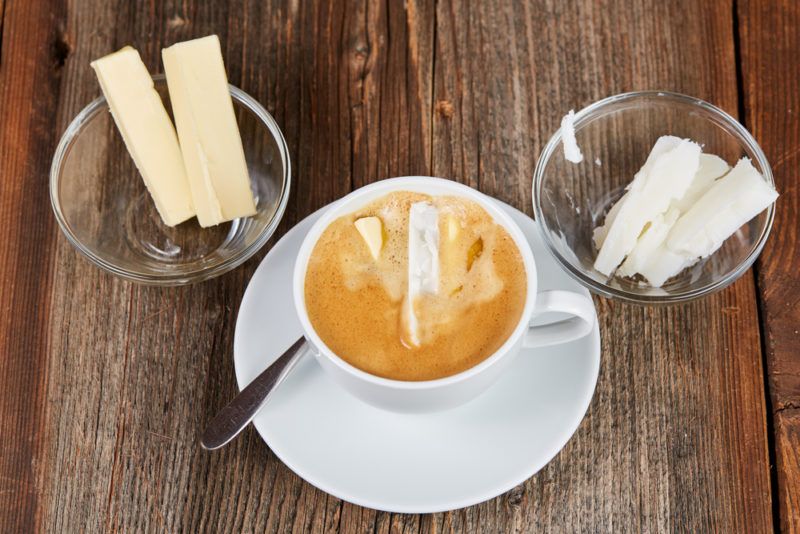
[201,337,308,450]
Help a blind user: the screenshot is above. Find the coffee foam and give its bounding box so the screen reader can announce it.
[304,191,527,381]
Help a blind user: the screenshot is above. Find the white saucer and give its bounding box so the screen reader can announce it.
[234,200,601,513]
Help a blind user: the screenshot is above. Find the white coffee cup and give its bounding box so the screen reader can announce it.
[293,177,596,412]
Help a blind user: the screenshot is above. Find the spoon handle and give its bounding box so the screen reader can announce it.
[201,337,308,450]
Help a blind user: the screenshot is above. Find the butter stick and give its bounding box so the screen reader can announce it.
[91,46,195,226]
[162,35,256,227]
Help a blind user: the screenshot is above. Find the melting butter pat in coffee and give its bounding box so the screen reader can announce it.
[446,215,461,241]
[305,191,527,381]
[354,216,384,259]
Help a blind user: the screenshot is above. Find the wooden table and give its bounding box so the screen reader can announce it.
[1,1,798,532]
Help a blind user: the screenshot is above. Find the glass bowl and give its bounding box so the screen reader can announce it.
[50,75,290,286]
[533,91,775,304]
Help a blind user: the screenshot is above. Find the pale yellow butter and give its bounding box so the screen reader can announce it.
[354,216,383,259]
[446,215,460,242]
[91,46,194,226]
[162,35,256,227]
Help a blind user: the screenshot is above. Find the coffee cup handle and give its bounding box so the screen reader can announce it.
[523,290,596,349]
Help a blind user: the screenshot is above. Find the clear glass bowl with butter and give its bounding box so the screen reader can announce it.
[50,75,290,285]
[533,91,775,304]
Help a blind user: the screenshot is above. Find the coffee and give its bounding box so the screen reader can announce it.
[304,191,527,381]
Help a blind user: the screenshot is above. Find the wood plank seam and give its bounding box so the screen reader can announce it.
[0,0,6,63]
[752,266,783,532]
[428,0,438,176]
[731,0,782,530]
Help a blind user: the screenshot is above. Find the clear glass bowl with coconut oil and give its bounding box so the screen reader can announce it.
[533,91,775,304]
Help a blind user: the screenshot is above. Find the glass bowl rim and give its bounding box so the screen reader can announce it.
[532,90,775,304]
[49,74,292,286]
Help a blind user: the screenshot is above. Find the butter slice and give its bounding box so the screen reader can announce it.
[162,35,256,227]
[446,215,460,242]
[354,217,383,259]
[90,47,194,226]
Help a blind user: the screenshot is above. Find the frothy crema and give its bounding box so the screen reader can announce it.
[304,191,526,381]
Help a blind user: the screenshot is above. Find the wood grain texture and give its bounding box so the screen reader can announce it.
[0,1,66,532]
[738,0,800,531]
[774,410,800,532]
[427,3,772,531]
[0,0,6,58]
[0,0,785,532]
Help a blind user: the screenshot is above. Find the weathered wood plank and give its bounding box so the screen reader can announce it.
[40,0,434,532]
[774,409,800,532]
[41,1,307,531]
[428,0,771,532]
[738,0,800,531]
[0,1,65,532]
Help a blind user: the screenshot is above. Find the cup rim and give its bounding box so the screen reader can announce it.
[292,176,538,390]
[532,90,776,304]
[49,74,292,286]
